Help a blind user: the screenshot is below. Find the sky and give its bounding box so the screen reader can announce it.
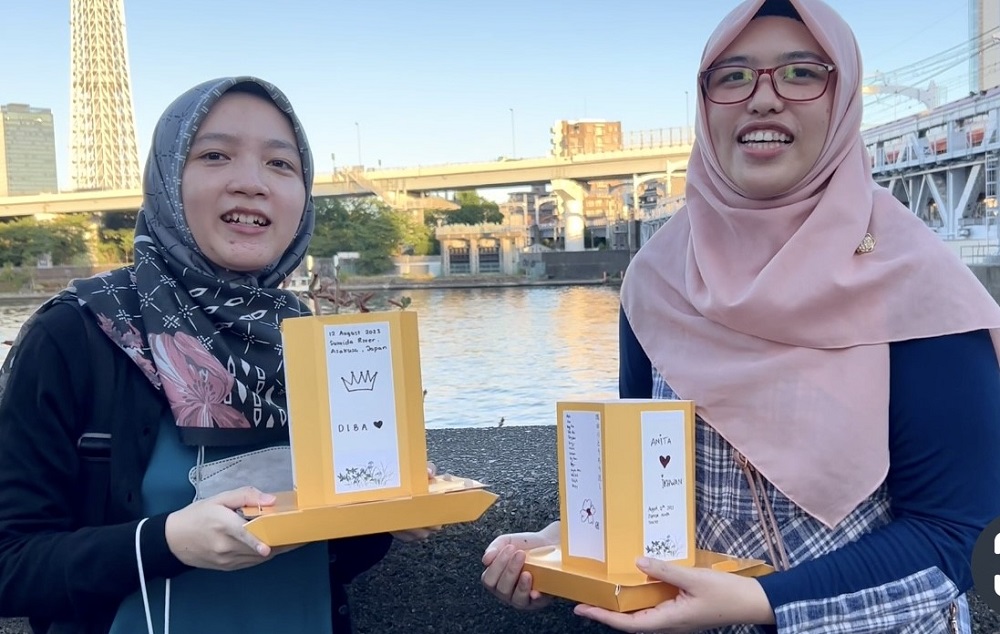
[0,1,978,194]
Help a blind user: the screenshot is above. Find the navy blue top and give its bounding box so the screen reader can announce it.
[618,306,1000,608]
[109,416,332,634]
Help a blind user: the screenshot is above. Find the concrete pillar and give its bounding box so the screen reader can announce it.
[439,240,450,275]
[666,159,689,198]
[498,238,509,274]
[549,179,588,252]
[550,178,587,203]
[503,238,518,275]
[564,200,585,252]
[469,239,480,275]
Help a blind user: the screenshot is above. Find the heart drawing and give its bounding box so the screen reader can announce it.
[374,420,383,429]
[658,455,671,468]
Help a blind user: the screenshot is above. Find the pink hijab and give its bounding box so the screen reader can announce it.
[621,0,1000,528]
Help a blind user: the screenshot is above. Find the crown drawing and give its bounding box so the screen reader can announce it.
[341,370,378,392]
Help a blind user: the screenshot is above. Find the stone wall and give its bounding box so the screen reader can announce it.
[540,250,630,281]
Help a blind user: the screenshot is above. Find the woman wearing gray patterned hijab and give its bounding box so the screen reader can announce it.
[0,77,391,633]
[76,76,315,447]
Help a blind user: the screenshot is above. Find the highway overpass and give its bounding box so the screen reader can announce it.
[0,144,692,218]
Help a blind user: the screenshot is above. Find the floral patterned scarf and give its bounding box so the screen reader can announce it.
[26,76,314,446]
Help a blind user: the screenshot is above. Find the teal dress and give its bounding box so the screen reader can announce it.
[110,416,332,633]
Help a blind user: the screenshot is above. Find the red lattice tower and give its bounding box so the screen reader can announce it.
[69,0,140,191]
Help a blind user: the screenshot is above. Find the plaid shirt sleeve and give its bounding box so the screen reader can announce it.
[759,331,1000,633]
[772,569,966,633]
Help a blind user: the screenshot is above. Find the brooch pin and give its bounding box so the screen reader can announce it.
[855,233,876,254]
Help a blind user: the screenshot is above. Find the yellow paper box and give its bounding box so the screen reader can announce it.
[525,399,771,612]
[243,310,498,546]
[280,311,429,507]
[556,400,697,579]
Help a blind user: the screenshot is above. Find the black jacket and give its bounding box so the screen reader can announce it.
[0,301,391,633]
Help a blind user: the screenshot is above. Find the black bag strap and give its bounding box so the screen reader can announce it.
[74,311,114,526]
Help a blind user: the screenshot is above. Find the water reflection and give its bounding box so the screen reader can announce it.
[552,286,621,402]
[0,286,622,429]
[412,286,620,428]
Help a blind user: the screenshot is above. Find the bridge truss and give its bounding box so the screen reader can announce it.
[863,87,1000,257]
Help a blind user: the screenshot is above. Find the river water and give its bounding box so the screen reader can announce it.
[0,285,622,429]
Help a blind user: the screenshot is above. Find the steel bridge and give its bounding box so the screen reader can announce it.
[863,87,1000,260]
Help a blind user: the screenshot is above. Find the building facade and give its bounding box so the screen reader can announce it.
[974,0,1000,92]
[435,223,527,275]
[0,104,58,196]
[498,185,557,227]
[550,120,623,157]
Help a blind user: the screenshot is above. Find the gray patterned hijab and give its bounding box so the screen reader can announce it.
[69,76,314,446]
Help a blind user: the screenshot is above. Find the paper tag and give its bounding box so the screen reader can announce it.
[563,409,606,563]
[641,410,689,561]
[325,322,402,493]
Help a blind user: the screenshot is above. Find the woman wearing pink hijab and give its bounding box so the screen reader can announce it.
[482,0,1000,632]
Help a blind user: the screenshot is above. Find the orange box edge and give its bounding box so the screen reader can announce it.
[243,485,498,546]
[524,547,773,612]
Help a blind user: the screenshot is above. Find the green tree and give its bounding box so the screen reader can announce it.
[0,216,89,266]
[311,198,427,274]
[47,216,91,264]
[94,227,135,264]
[427,191,502,226]
[393,212,434,256]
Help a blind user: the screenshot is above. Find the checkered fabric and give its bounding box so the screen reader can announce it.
[652,370,966,633]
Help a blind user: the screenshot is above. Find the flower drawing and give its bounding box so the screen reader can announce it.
[149,331,251,428]
[580,499,597,524]
[336,461,393,488]
[645,536,680,559]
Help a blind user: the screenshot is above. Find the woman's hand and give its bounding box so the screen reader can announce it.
[392,461,442,542]
[164,486,280,571]
[574,557,774,633]
[480,521,560,611]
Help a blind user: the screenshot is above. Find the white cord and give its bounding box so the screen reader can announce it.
[135,517,154,634]
[135,517,171,634]
[164,578,171,634]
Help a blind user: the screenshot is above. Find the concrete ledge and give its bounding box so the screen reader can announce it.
[1,426,997,633]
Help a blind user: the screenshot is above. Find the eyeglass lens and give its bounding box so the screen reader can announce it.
[703,62,831,104]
